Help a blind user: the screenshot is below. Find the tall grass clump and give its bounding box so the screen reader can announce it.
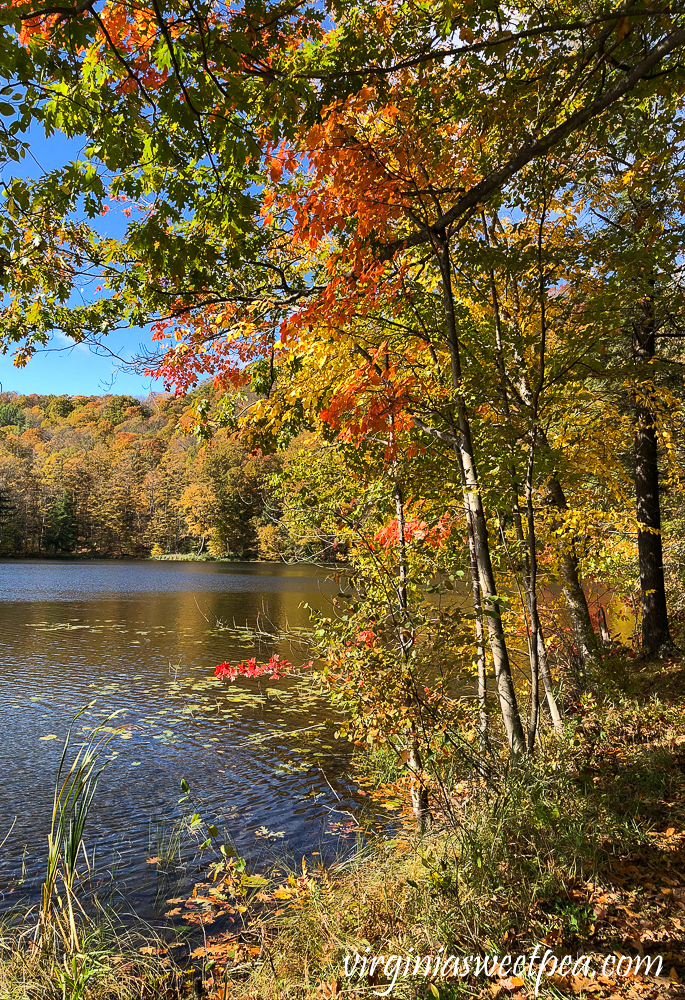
[0,708,190,999]
[38,707,125,956]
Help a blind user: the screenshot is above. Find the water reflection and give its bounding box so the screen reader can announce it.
[0,560,359,920]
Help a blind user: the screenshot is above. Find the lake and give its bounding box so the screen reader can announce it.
[0,560,363,923]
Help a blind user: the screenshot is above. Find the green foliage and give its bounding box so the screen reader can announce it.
[201,658,685,1000]
[46,491,79,554]
[47,396,75,421]
[0,402,25,428]
[272,435,483,782]
[100,396,142,426]
[0,485,17,554]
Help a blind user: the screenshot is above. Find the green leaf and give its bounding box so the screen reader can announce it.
[241,874,270,887]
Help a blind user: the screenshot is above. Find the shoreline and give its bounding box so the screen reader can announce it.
[0,553,283,563]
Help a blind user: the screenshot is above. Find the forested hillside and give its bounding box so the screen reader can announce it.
[0,391,281,558]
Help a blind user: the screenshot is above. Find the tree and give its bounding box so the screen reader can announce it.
[46,489,79,552]
[2,0,685,767]
[0,390,284,557]
[46,395,75,421]
[1,0,685,358]
[0,484,18,553]
[571,100,685,655]
[0,402,26,428]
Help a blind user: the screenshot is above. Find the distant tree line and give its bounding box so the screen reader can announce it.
[0,391,285,559]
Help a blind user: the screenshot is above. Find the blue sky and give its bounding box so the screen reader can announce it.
[0,332,165,397]
[1,127,166,397]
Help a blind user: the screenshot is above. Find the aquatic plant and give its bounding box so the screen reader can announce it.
[39,707,126,956]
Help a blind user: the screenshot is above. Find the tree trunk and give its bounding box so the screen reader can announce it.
[458,456,490,755]
[545,475,603,666]
[597,606,611,648]
[632,289,672,655]
[393,460,431,828]
[537,629,563,734]
[524,438,541,752]
[408,736,431,832]
[481,222,563,734]
[493,219,601,674]
[510,491,564,735]
[439,244,526,754]
[634,393,671,653]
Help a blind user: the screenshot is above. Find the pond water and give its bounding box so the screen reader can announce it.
[0,560,363,922]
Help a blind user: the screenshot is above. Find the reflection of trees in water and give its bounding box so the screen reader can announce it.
[0,564,354,922]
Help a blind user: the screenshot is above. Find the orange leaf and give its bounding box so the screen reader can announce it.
[500,975,525,992]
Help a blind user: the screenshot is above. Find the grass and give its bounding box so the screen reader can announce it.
[149,553,225,562]
[0,920,189,1000]
[0,712,194,1000]
[39,708,120,954]
[148,553,257,562]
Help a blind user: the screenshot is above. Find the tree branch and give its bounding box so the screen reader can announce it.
[410,415,462,448]
[380,25,685,259]
[19,0,95,21]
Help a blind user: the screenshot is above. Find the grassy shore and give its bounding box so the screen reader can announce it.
[1,653,684,999]
[0,934,186,1000]
[149,552,247,561]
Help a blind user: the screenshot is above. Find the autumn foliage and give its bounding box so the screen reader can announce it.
[3,0,685,816]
